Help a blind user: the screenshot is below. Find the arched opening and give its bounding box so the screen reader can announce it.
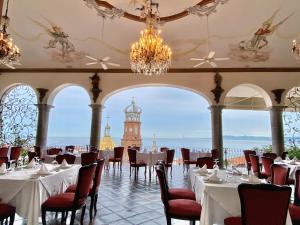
[101,86,211,160]
[47,86,91,148]
[0,85,38,148]
[223,84,272,165]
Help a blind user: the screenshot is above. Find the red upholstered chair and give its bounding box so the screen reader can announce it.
[158,161,196,200]
[0,147,8,158]
[271,164,290,185]
[42,163,97,225]
[81,152,98,166]
[224,183,291,225]
[128,148,146,177]
[66,159,105,220]
[10,146,21,161]
[34,146,41,158]
[165,149,175,176]
[108,147,124,170]
[0,202,16,225]
[0,157,8,165]
[47,148,62,155]
[27,151,37,163]
[196,157,214,169]
[156,164,201,225]
[160,147,169,152]
[261,156,274,179]
[249,154,268,179]
[65,145,75,153]
[263,152,277,160]
[289,169,300,224]
[181,148,197,173]
[243,150,256,174]
[56,154,76,164]
[211,149,218,160]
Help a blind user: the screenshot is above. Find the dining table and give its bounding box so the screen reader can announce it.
[0,163,80,225]
[189,168,293,225]
[43,153,82,164]
[137,151,167,178]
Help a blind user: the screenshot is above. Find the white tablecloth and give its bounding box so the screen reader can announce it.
[189,169,292,225]
[137,152,166,167]
[0,164,80,225]
[190,152,212,161]
[99,150,114,164]
[43,154,81,164]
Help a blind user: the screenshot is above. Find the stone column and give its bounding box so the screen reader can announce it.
[89,104,103,148]
[269,106,285,155]
[35,104,53,154]
[209,105,224,168]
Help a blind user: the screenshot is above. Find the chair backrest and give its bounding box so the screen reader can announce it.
[155,165,169,210]
[47,148,62,155]
[238,183,291,225]
[65,145,75,153]
[34,146,41,158]
[211,149,218,160]
[10,146,22,160]
[271,164,290,185]
[263,152,277,160]
[243,150,256,164]
[0,147,8,158]
[249,154,261,177]
[28,151,37,162]
[0,157,8,166]
[281,151,288,160]
[114,147,124,160]
[90,146,98,152]
[294,170,300,205]
[166,149,175,164]
[56,154,76,164]
[261,156,274,177]
[160,147,169,152]
[197,157,214,169]
[81,152,98,166]
[74,163,97,207]
[92,159,105,193]
[157,160,170,190]
[128,148,137,164]
[181,148,190,161]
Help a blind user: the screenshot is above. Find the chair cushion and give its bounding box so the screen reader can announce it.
[131,162,146,167]
[168,199,201,218]
[42,193,78,209]
[0,203,15,218]
[65,184,93,195]
[260,172,269,179]
[287,178,295,185]
[184,160,197,165]
[224,217,242,225]
[169,188,196,200]
[109,158,122,162]
[289,204,300,221]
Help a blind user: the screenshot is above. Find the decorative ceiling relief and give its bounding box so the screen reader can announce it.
[31,18,87,63]
[228,9,294,62]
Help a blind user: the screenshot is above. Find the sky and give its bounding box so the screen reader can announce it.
[47,86,272,138]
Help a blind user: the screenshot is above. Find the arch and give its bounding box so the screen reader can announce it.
[223,83,272,108]
[0,83,37,102]
[47,83,92,105]
[101,83,212,106]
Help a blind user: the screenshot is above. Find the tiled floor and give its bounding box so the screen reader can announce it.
[15,164,199,225]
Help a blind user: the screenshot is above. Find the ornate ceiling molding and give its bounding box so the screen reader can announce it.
[88,0,227,23]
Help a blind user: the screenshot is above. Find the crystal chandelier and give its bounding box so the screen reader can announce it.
[0,0,21,69]
[292,39,300,60]
[130,1,172,76]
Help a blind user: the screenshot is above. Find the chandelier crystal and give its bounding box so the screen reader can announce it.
[0,0,21,69]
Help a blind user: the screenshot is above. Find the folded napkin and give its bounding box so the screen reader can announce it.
[274,156,283,162]
[248,174,260,184]
[232,166,242,175]
[27,159,35,168]
[61,159,69,167]
[206,171,220,182]
[0,163,6,173]
[38,163,49,174]
[198,164,208,174]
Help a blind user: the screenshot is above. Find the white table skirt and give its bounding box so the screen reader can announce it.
[190,152,212,161]
[189,169,293,225]
[0,164,80,225]
[99,150,114,164]
[137,152,166,167]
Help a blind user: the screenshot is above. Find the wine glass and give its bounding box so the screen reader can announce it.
[213,159,219,171]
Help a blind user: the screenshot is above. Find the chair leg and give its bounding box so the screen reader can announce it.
[145,166,146,178]
[90,195,95,221]
[170,165,173,177]
[166,216,171,225]
[81,205,86,225]
[61,211,65,225]
[70,210,76,225]
[130,165,131,177]
[189,220,196,225]
[41,208,47,225]
[94,193,98,216]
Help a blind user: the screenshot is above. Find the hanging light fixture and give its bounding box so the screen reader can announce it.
[0,0,21,69]
[130,1,172,76]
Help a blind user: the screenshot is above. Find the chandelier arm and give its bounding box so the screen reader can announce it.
[94,0,214,23]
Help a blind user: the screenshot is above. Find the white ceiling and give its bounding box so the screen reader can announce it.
[6,0,300,69]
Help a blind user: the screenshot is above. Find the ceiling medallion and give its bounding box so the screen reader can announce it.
[0,0,21,69]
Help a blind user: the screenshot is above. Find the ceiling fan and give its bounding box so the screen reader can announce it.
[190,51,229,68]
[85,55,120,70]
[1,61,21,69]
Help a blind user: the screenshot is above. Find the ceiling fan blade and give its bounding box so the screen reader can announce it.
[107,62,120,67]
[86,62,98,65]
[101,62,108,70]
[215,57,230,61]
[85,55,97,61]
[190,58,205,61]
[208,51,215,59]
[209,61,218,68]
[193,61,206,68]
[102,56,110,62]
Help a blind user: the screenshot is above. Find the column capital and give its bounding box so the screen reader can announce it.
[89,104,103,110]
[208,105,225,111]
[268,105,286,112]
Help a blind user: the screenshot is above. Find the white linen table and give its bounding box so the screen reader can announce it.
[189,169,293,225]
[137,152,167,177]
[43,154,81,164]
[0,164,80,225]
[190,152,212,161]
